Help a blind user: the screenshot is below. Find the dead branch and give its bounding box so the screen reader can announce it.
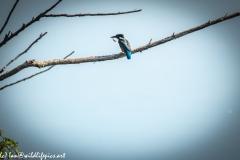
[0,11,239,83]
[0,0,61,48]
[43,9,142,17]
[0,2,142,48]
[0,0,19,35]
[0,51,74,90]
[0,32,47,74]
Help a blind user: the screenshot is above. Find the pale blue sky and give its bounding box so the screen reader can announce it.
[0,1,240,160]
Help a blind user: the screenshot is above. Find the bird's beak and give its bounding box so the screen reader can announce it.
[111,36,116,38]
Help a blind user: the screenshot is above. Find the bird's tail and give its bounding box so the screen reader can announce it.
[126,50,131,60]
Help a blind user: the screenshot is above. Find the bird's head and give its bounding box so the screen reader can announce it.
[111,34,124,40]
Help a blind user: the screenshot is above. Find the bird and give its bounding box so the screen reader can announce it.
[111,34,131,60]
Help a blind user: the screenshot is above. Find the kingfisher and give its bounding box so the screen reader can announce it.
[111,34,132,60]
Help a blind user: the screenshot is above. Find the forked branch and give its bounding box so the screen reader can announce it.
[0,0,61,48]
[0,0,142,48]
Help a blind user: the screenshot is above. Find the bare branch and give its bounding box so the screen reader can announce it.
[0,32,47,74]
[43,9,142,17]
[0,0,19,35]
[0,11,239,82]
[0,0,61,48]
[0,4,141,48]
[133,11,240,52]
[0,51,74,90]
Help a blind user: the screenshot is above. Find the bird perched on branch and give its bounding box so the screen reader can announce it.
[111,34,132,60]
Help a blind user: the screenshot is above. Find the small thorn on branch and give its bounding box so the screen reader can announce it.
[7,31,11,36]
[4,34,8,40]
[22,23,26,28]
[32,17,34,20]
[225,13,228,17]
[172,32,175,37]
[208,20,211,23]
[148,38,152,44]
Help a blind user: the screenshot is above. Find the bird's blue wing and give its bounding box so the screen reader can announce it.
[119,39,131,51]
[119,38,131,59]
[126,39,131,51]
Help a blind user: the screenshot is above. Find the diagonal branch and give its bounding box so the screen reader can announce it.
[0,32,47,74]
[0,4,141,48]
[43,9,142,17]
[0,11,239,82]
[0,0,61,48]
[0,0,19,35]
[0,51,74,90]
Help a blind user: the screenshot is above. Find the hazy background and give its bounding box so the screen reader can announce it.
[0,0,240,159]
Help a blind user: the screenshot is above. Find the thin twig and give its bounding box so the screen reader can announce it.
[0,0,61,48]
[0,32,47,74]
[0,51,74,90]
[43,9,142,17]
[148,38,152,44]
[0,11,239,82]
[0,0,19,35]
